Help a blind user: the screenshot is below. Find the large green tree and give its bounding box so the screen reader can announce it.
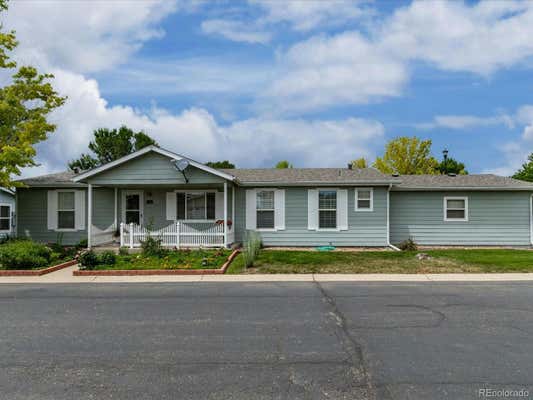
[512,153,533,182]
[68,126,157,171]
[373,136,439,175]
[205,160,235,169]
[0,0,66,187]
[435,157,468,175]
[350,157,368,169]
[275,160,293,169]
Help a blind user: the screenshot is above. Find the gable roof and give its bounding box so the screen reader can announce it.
[0,187,15,195]
[392,174,533,191]
[221,168,398,186]
[72,146,236,182]
[16,171,85,187]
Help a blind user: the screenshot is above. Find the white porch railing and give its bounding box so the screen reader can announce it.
[120,221,229,248]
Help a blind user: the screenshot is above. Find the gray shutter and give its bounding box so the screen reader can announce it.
[166,192,176,220]
[47,190,58,230]
[307,189,318,230]
[75,190,86,230]
[245,189,256,230]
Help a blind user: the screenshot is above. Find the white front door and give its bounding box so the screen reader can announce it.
[123,190,143,225]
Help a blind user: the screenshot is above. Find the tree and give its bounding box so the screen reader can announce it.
[205,160,235,169]
[512,153,533,182]
[350,157,368,169]
[0,0,66,187]
[373,136,438,175]
[68,126,158,171]
[275,160,293,169]
[435,157,468,175]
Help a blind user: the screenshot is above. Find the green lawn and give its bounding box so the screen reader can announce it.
[95,248,232,270]
[226,249,533,274]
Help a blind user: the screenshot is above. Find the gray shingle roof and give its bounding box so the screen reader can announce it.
[392,174,533,190]
[16,171,85,187]
[221,168,397,185]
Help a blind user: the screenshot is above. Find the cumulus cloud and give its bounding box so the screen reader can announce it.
[416,114,514,130]
[201,19,272,44]
[4,0,178,73]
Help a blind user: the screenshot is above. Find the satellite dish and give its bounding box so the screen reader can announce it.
[174,159,189,172]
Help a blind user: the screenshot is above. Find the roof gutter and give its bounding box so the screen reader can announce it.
[387,184,400,251]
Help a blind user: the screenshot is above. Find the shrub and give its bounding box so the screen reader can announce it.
[242,230,262,268]
[78,250,99,270]
[398,237,418,251]
[76,239,88,249]
[0,240,52,269]
[99,251,116,265]
[140,235,165,257]
[119,247,129,256]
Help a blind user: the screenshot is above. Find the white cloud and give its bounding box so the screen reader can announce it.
[416,114,514,130]
[253,0,371,32]
[201,19,272,44]
[4,0,178,73]
[22,70,383,178]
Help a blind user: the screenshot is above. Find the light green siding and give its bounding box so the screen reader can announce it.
[234,187,388,246]
[87,153,225,185]
[390,191,532,245]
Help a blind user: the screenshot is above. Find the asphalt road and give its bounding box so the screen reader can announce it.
[1,282,533,400]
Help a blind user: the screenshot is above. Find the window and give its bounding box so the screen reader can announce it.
[176,192,216,220]
[355,188,373,211]
[444,197,468,221]
[319,190,337,229]
[57,191,75,229]
[256,190,275,229]
[0,204,11,231]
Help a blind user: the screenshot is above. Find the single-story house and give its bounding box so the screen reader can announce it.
[14,145,533,248]
[0,187,15,238]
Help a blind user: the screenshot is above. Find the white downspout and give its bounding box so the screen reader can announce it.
[387,184,400,251]
[223,181,228,248]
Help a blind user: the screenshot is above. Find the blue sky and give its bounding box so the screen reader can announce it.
[4,0,533,176]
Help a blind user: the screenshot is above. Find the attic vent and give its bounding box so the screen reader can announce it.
[448,173,457,177]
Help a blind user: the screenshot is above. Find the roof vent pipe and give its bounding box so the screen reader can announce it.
[347,163,352,170]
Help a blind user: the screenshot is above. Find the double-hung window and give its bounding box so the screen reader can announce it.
[176,192,216,220]
[319,190,337,229]
[57,191,75,230]
[355,188,373,211]
[256,190,275,229]
[444,197,468,221]
[0,204,11,232]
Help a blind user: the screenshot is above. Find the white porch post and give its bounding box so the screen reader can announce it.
[114,187,118,229]
[87,183,93,249]
[223,181,227,248]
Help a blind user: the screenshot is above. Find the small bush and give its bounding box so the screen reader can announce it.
[76,239,88,249]
[119,247,129,256]
[79,250,99,270]
[242,230,262,268]
[398,237,418,251]
[99,251,116,265]
[140,235,165,257]
[0,240,52,269]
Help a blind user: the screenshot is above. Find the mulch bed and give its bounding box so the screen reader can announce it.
[73,249,240,276]
[0,259,78,276]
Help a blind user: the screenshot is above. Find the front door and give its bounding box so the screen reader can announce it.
[123,191,143,225]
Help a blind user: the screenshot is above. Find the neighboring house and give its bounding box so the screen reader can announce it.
[0,187,15,238]
[14,145,533,248]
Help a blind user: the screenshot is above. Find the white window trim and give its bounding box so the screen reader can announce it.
[318,188,338,231]
[256,189,276,231]
[174,190,217,221]
[443,196,469,222]
[56,190,77,232]
[355,188,374,212]
[0,203,12,233]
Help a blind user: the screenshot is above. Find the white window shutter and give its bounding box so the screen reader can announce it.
[47,191,58,230]
[75,190,86,230]
[166,192,176,220]
[337,189,348,231]
[215,191,224,219]
[307,189,318,230]
[274,189,285,230]
[245,189,256,230]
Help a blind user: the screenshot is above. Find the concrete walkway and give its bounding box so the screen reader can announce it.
[1,265,533,283]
